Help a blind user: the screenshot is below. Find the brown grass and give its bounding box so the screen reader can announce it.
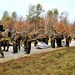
[0,47,75,75]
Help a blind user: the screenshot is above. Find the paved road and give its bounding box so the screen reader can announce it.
[0,41,75,63]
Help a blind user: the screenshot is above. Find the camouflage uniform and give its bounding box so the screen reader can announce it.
[56,32,64,47]
[0,32,4,58]
[65,33,70,47]
[50,34,55,48]
[58,32,62,47]
[2,31,9,52]
[12,32,21,53]
[24,33,29,53]
[13,39,18,53]
[26,40,31,54]
[33,34,38,46]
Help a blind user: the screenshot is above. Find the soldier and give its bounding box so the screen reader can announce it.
[50,34,55,48]
[12,36,19,53]
[2,31,9,52]
[46,35,49,45]
[53,30,60,47]
[24,32,29,53]
[26,39,32,54]
[56,32,63,47]
[58,32,62,47]
[0,31,4,58]
[11,30,16,42]
[13,41,18,53]
[12,32,21,53]
[12,31,17,53]
[65,33,70,47]
[16,32,21,51]
[32,33,37,46]
[24,32,32,54]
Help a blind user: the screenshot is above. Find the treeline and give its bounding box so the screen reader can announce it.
[0,3,75,35]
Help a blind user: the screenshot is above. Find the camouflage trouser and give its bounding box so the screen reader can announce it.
[24,40,31,54]
[3,40,9,51]
[51,38,55,48]
[17,40,20,51]
[0,42,4,56]
[13,42,18,53]
[24,40,27,52]
[26,41,31,54]
[66,40,69,47]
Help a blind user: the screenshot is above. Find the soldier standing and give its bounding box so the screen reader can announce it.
[2,31,9,52]
[46,35,49,45]
[24,32,32,54]
[16,32,21,51]
[58,32,62,47]
[34,33,38,46]
[50,34,55,48]
[0,31,4,58]
[26,39,31,54]
[65,33,70,47]
[12,32,21,53]
[13,39,18,53]
[24,32,29,53]
[12,31,17,53]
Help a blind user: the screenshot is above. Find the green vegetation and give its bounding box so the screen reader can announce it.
[0,47,75,75]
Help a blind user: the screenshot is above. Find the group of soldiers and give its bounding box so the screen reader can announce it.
[0,28,72,58]
[50,30,72,48]
[0,29,37,57]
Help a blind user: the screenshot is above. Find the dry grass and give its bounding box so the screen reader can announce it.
[0,47,75,75]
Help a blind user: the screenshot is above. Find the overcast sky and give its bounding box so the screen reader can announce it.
[0,0,75,22]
